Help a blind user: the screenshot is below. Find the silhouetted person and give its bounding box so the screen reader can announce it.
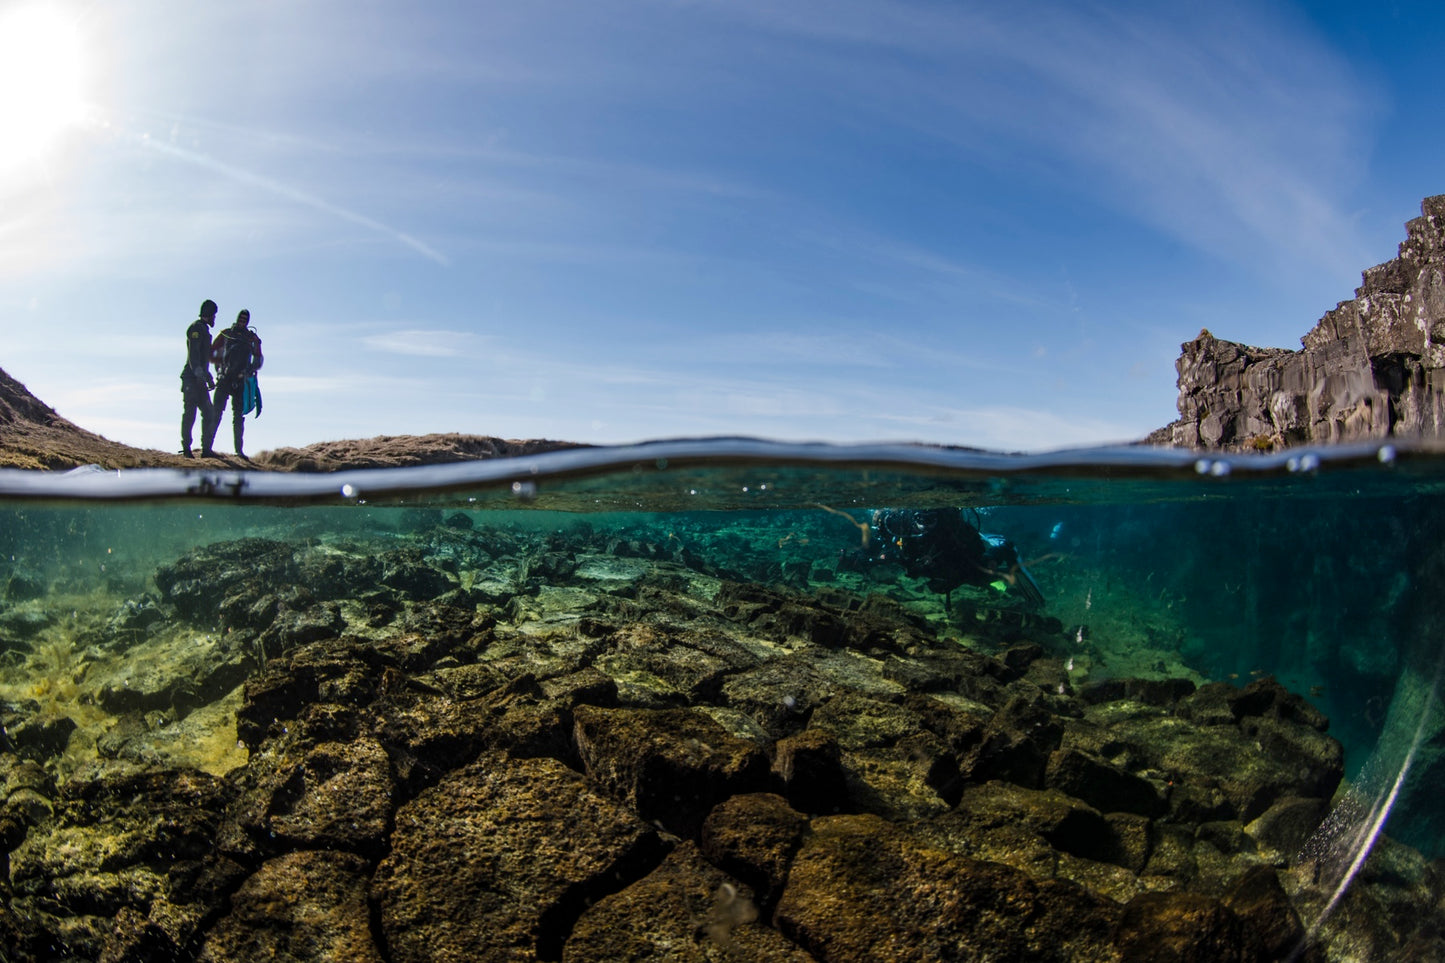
[204,309,263,459]
[180,299,217,458]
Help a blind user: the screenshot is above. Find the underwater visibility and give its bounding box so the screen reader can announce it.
[0,438,1443,961]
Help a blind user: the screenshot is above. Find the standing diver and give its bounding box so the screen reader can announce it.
[180,298,217,458]
[204,309,264,459]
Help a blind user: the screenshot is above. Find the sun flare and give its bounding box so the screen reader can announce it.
[0,2,87,179]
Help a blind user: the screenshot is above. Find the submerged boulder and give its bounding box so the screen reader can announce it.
[371,752,666,962]
[573,705,772,839]
[195,850,384,963]
[774,813,1122,962]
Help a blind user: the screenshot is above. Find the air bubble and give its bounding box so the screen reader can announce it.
[512,480,537,500]
[1378,445,1397,465]
[340,483,358,498]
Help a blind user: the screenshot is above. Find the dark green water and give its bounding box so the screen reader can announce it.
[1,439,1442,959]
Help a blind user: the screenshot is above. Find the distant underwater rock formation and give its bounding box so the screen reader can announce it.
[1152,194,1445,452]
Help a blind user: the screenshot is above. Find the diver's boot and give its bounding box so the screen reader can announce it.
[234,423,248,461]
[181,448,194,458]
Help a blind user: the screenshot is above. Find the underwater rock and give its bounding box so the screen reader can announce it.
[1081,676,1197,708]
[927,780,1123,869]
[804,691,966,818]
[378,546,455,599]
[1113,891,1246,962]
[717,656,835,739]
[593,620,753,707]
[235,638,384,749]
[104,596,165,637]
[371,673,581,785]
[774,812,1122,962]
[1242,792,1329,856]
[960,691,1065,788]
[154,538,298,624]
[1068,685,1344,827]
[3,704,77,762]
[771,728,850,814]
[809,691,926,751]
[6,762,236,960]
[0,606,51,639]
[1044,746,1165,817]
[443,511,473,530]
[573,705,772,839]
[1287,821,1445,960]
[3,568,46,603]
[371,751,667,962]
[1225,865,1321,963]
[195,850,384,963]
[1227,675,1331,733]
[699,792,810,912]
[253,600,346,657]
[563,841,812,962]
[96,633,254,720]
[0,754,55,853]
[221,738,395,859]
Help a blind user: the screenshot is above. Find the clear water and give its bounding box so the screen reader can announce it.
[1,439,1441,960]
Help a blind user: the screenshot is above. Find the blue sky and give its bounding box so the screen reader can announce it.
[1,0,1441,453]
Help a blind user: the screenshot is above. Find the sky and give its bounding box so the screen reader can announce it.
[1,0,1442,454]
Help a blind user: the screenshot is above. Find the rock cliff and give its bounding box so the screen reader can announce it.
[1152,195,1445,451]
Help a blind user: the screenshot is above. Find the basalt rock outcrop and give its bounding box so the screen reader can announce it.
[1153,194,1445,451]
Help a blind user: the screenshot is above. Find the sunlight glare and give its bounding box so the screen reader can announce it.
[0,2,88,179]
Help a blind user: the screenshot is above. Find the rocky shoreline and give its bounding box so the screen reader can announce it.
[0,365,581,472]
[1151,195,1445,452]
[2,511,1441,961]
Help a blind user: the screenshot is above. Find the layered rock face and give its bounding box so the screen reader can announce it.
[1155,195,1445,451]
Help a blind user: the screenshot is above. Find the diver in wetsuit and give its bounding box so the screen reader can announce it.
[180,298,217,457]
[870,508,1045,610]
[204,309,264,459]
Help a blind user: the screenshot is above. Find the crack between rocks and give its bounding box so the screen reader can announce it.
[533,833,674,962]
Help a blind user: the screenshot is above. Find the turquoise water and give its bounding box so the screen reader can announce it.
[1,439,1442,959]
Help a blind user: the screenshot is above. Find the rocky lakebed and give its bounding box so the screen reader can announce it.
[1,508,1442,962]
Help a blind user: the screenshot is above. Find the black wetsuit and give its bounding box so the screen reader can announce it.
[873,508,991,595]
[180,318,214,453]
[205,324,263,457]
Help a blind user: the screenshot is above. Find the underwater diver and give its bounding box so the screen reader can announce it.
[869,507,1045,610]
[180,298,218,458]
[204,309,264,459]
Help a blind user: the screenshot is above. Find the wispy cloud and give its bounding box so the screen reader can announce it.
[689,0,1376,278]
[362,329,482,357]
[109,125,451,266]
[874,403,1144,452]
